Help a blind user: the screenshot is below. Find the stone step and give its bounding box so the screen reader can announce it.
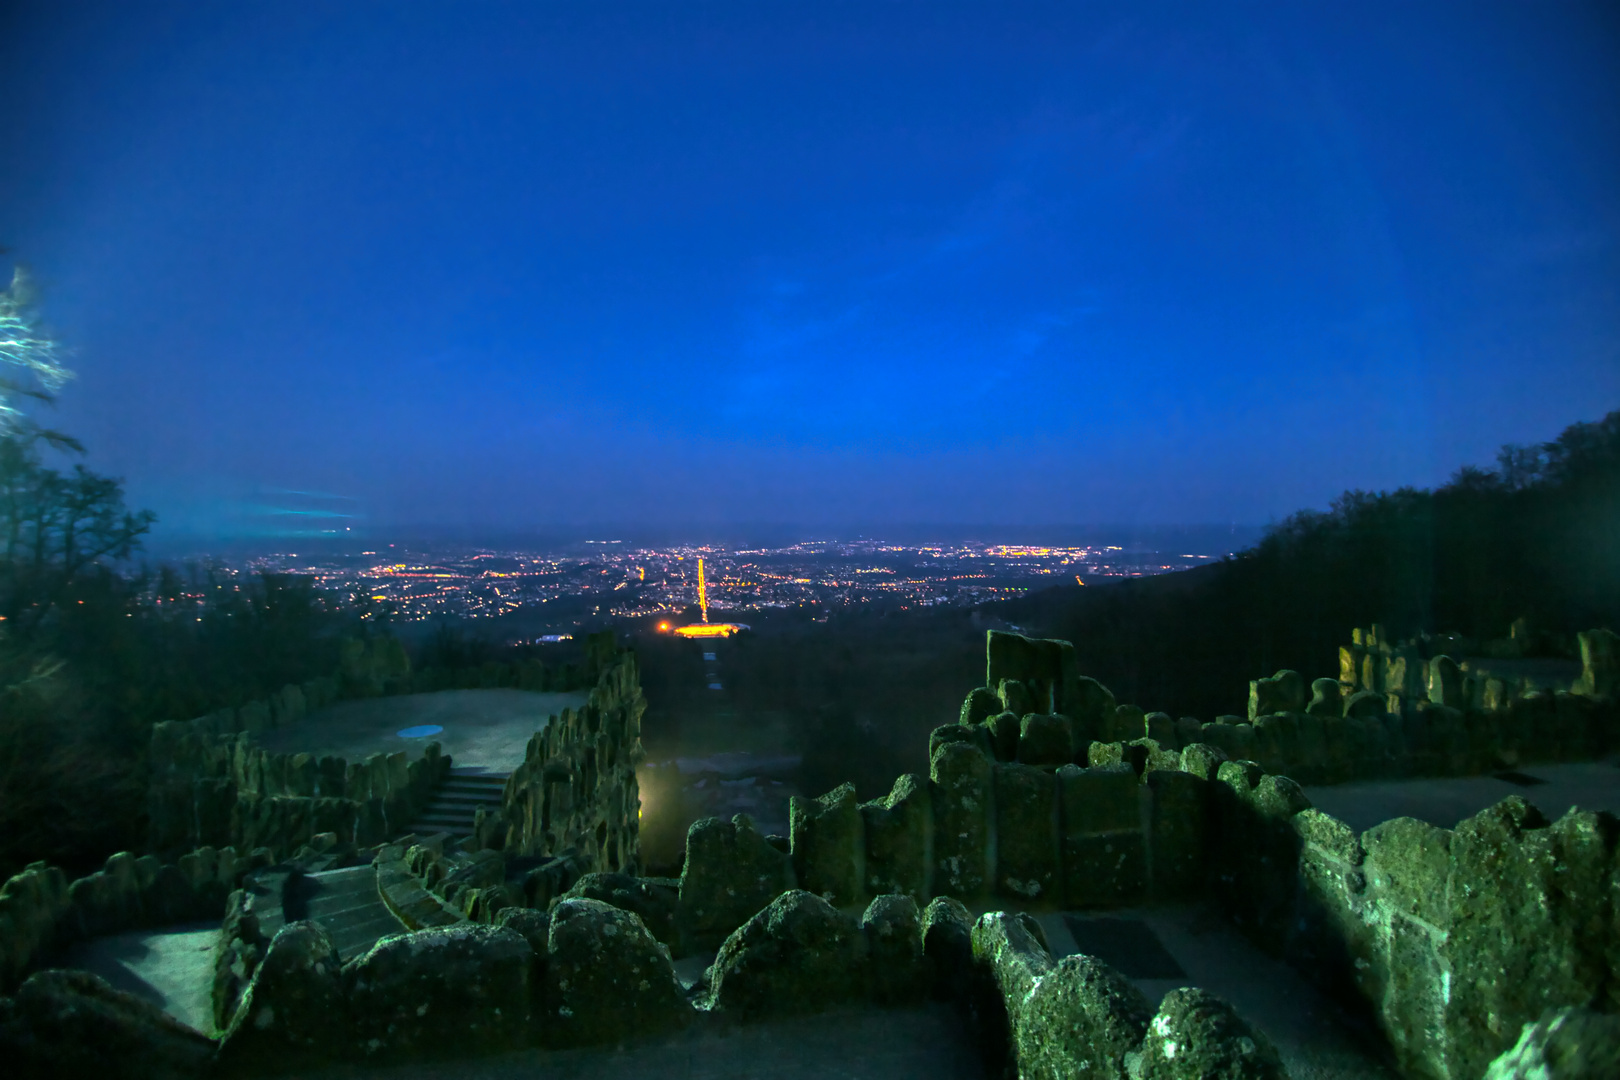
[423,793,502,809]
[403,772,509,839]
[297,865,407,961]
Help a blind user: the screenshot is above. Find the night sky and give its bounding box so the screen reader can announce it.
[2,3,1617,543]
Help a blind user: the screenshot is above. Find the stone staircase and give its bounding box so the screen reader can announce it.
[284,865,407,962]
[407,768,509,839]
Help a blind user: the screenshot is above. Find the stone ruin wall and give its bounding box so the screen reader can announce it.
[8,626,1619,1077]
[0,844,272,994]
[660,626,1620,1080]
[497,646,646,877]
[146,675,453,860]
[145,632,639,864]
[2,636,644,987]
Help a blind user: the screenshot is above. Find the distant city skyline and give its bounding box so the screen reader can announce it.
[194,534,1242,628]
[2,3,1616,539]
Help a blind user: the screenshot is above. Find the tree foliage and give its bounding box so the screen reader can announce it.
[1000,408,1620,719]
[0,265,79,450]
[0,435,156,640]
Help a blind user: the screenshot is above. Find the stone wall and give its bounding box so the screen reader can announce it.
[146,632,619,861]
[965,626,1619,788]
[670,627,1620,1078]
[1205,757,1620,1080]
[147,683,452,858]
[499,644,646,876]
[0,844,271,992]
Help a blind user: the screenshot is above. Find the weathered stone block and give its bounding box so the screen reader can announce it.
[1216,759,1262,797]
[1249,669,1306,720]
[1441,798,1618,1080]
[1340,644,1363,689]
[1014,952,1152,1080]
[1307,677,1341,718]
[931,741,994,899]
[1062,831,1146,908]
[1361,652,1383,695]
[960,686,1003,727]
[1019,713,1074,766]
[999,678,1037,719]
[930,722,993,762]
[1427,654,1464,708]
[703,890,864,1018]
[861,773,932,901]
[1058,763,1139,835]
[3,969,216,1079]
[1576,628,1619,699]
[1255,774,1310,819]
[1134,987,1287,1080]
[1180,742,1229,781]
[1254,712,1298,772]
[1129,737,1181,777]
[1069,676,1117,733]
[559,872,679,947]
[677,814,795,951]
[971,910,1053,1033]
[219,921,348,1069]
[790,782,865,907]
[1086,740,1124,769]
[1109,703,1146,743]
[1380,911,1449,1078]
[1145,712,1175,746]
[541,897,689,1048]
[345,925,532,1060]
[995,763,1058,901]
[1343,689,1384,719]
[985,711,1022,761]
[1483,1006,1620,1080]
[921,895,974,1001]
[1148,769,1207,898]
[861,893,924,1004]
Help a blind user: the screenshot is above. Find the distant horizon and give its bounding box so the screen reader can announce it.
[141,521,1268,562]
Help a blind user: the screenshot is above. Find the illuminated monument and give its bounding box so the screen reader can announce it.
[673,557,747,638]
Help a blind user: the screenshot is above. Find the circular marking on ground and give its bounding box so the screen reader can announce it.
[396,724,445,739]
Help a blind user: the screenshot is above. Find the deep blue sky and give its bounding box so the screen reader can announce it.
[2,3,1617,542]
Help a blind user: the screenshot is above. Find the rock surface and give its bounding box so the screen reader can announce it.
[931,740,994,898]
[1131,987,1288,1080]
[344,924,532,1060]
[541,896,690,1048]
[560,872,679,948]
[862,893,924,1004]
[1483,1006,1620,1080]
[0,968,216,1080]
[678,814,795,951]
[790,783,865,907]
[219,920,348,1070]
[1017,953,1152,1080]
[921,895,974,1000]
[703,889,864,1018]
[861,773,932,901]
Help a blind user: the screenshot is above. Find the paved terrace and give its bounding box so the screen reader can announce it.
[252,688,590,774]
[1303,756,1620,833]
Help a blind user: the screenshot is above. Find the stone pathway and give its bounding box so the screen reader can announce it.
[1303,758,1620,834]
[278,1003,990,1080]
[60,921,220,1035]
[254,688,589,773]
[291,865,409,962]
[1031,905,1396,1080]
